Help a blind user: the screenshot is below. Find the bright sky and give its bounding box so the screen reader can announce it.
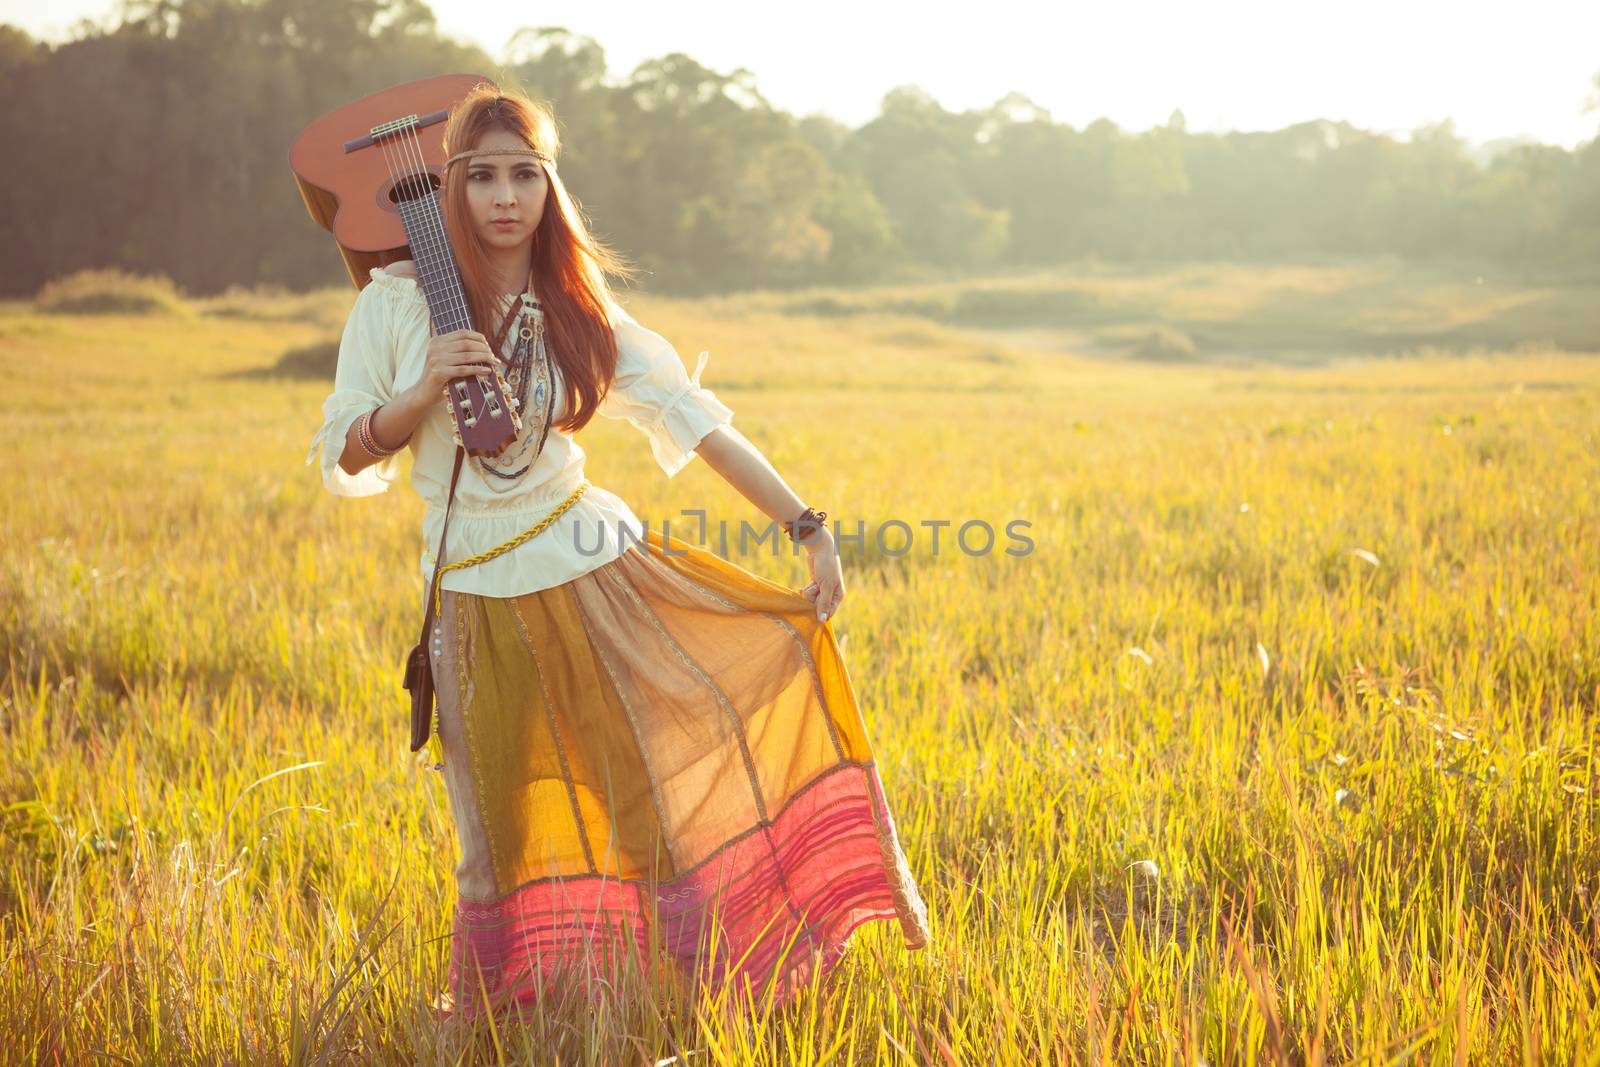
[5,0,1597,147]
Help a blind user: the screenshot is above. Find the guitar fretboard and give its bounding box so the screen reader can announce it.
[396,192,473,335]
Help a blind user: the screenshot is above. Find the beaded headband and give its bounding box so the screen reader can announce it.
[444,145,555,168]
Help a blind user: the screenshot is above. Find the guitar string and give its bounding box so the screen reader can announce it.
[399,119,511,457]
[374,124,479,450]
[404,118,537,445]
[381,119,495,442]
[381,124,458,330]
[370,118,538,465]
[399,119,472,332]
[403,118,543,477]
[373,128,440,317]
[394,127,449,321]
[400,119,551,481]
[387,130,448,319]
[373,127,422,294]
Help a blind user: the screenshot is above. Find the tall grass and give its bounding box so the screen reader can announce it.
[1,267,1597,1063]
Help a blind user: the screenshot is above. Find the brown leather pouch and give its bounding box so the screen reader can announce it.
[403,641,435,751]
[404,446,463,753]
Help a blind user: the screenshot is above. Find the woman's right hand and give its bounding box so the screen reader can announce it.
[419,329,502,395]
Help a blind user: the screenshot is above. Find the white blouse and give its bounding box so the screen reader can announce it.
[304,266,735,597]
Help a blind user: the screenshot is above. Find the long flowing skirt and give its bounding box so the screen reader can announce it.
[431,523,930,1014]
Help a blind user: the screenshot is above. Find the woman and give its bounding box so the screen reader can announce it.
[306,85,929,1016]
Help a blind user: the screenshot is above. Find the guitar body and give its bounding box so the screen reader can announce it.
[288,74,522,454]
[288,74,487,290]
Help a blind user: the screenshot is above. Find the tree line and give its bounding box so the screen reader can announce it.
[2,0,1597,298]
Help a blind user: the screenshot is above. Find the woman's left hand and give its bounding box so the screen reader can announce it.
[800,530,844,622]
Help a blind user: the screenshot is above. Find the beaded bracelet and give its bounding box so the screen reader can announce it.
[357,408,408,458]
[783,506,828,544]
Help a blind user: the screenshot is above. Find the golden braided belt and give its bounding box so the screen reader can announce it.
[433,479,591,602]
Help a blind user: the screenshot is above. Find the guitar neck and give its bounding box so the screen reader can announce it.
[396,192,473,335]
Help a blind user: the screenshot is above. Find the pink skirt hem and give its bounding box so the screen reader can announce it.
[445,759,924,1015]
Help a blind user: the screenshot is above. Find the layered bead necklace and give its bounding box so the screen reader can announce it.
[475,289,557,481]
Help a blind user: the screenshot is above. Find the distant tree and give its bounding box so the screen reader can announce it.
[1463,144,1571,262]
[972,106,1093,262]
[849,86,1009,268]
[0,23,42,72]
[811,169,901,280]
[1,2,1595,296]
[500,29,617,252]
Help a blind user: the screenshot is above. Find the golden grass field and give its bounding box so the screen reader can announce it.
[2,261,1598,1064]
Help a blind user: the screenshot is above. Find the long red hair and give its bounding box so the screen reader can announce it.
[440,84,634,432]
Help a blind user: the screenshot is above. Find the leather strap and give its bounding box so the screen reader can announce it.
[418,445,465,651]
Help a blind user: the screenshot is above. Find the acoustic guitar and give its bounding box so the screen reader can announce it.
[288,73,520,454]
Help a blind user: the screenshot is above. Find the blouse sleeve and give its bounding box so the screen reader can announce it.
[597,299,735,478]
[303,277,405,497]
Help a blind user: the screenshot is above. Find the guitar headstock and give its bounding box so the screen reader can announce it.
[443,368,524,453]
